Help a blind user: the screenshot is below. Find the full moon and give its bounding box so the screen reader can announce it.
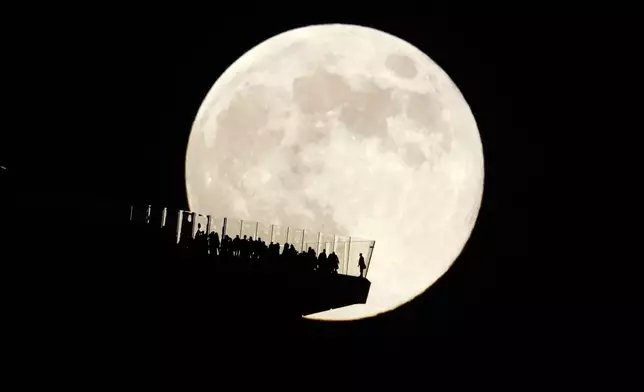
[185,24,484,320]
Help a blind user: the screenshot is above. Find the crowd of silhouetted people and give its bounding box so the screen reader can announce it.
[143,222,368,278]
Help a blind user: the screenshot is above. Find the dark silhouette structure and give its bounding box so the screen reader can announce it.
[0,174,377,388]
[128,204,375,317]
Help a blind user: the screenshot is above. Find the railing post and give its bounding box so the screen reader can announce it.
[255,221,259,238]
[346,237,352,275]
[365,242,375,278]
[176,210,183,244]
[301,229,305,251]
[317,232,322,255]
[161,208,167,228]
[286,226,290,243]
[191,212,198,238]
[240,219,244,237]
[270,224,274,243]
[332,234,336,253]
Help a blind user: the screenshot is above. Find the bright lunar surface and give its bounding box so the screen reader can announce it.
[185,24,484,320]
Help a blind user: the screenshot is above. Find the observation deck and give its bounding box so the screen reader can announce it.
[130,204,376,316]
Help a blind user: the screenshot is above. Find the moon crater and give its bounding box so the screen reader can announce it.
[385,53,418,79]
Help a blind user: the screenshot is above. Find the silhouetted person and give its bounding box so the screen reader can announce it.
[179,224,192,251]
[358,253,366,278]
[233,235,240,257]
[258,239,268,262]
[274,242,280,258]
[242,236,252,266]
[318,249,327,272]
[240,235,249,258]
[209,231,220,256]
[307,247,317,271]
[254,237,263,259]
[329,252,339,274]
[224,235,232,257]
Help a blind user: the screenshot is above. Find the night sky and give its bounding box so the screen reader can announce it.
[4,13,544,297]
[4,15,537,210]
[3,13,544,325]
[2,12,637,387]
